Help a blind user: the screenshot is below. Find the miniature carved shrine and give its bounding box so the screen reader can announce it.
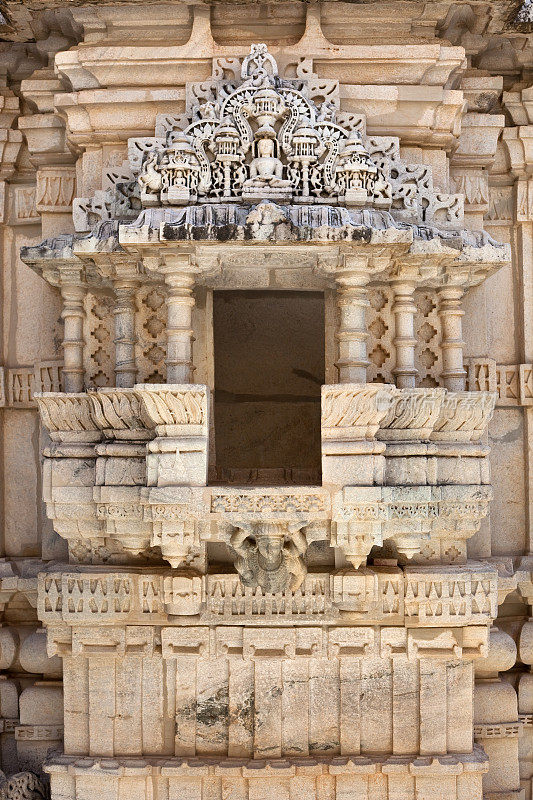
[0,3,533,799]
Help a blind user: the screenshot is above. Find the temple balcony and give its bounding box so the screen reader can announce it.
[35,382,494,580]
[16,42,516,800]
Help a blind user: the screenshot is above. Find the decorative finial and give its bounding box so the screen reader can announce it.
[241,42,279,81]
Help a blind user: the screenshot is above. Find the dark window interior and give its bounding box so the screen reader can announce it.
[212,290,325,485]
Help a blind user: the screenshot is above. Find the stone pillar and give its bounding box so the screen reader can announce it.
[518,619,533,800]
[474,627,522,799]
[502,124,533,554]
[334,255,371,384]
[159,254,197,384]
[391,277,418,389]
[113,278,139,389]
[438,285,467,391]
[59,265,86,394]
[450,107,505,230]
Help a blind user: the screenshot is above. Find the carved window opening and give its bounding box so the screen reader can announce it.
[212,290,324,485]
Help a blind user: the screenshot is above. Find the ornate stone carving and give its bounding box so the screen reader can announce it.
[35,392,101,443]
[45,43,465,237]
[0,772,48,800]
[378,387,446,441]
[321,383,395,440]
[211,489,327,516]
[137,384,208,433]
[88,388,152,440]
[230,523,308,593]
[35,166,75,213]
[37,566,498,628]
[134,43,393,210]
[431,391,496,442]
[163,575,203,615]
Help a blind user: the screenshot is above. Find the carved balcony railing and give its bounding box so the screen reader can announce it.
[322,383,494,568]
[36,383,495,575]
[35,381,498,783]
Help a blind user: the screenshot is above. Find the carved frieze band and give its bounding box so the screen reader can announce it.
[0,360,62,409]
[466,358,533,407]
[44,619,489,661]
[38,564,497,628]
[473,722,521,739]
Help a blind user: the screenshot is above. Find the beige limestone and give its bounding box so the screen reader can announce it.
[0,3,531,799]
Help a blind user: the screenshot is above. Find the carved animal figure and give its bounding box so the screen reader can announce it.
[138,150,162,194]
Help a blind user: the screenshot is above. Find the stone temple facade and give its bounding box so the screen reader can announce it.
[0,0,533,798]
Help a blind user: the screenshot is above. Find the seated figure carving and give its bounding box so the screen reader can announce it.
[242,133,292,201]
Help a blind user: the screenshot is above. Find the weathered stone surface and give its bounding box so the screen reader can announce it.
[0,5,531,800]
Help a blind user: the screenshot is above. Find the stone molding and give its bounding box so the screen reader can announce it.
[14,725,64,742]
[37,563,498,630]
[43,749,489,800]
[0,560,41,612]
[43,621,490,663]
[473,722,521,739]
[466,358,533,407]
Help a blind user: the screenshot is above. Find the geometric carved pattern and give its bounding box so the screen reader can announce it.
[83,293,115,388]
[466,358,533,406]
[135,283,167,383]
[367,285,395,383]
[38,567,497,627]
[367,285,443,385]
[84,285,168,387]
[414,289,443,387]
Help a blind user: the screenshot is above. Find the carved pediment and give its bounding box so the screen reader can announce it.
[73,44,464,233]
[135,43,393,210]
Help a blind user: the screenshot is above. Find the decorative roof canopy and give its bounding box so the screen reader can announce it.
[73,43,465,234]
[136,42,394,210]
[21,43,510,292]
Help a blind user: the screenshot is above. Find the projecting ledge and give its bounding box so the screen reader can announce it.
[35,384,496,571]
